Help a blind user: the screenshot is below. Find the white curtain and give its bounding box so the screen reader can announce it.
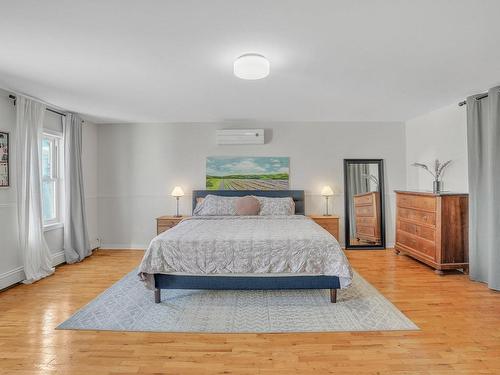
[15,95,54,283]
[63,113,91,263]
[467,85,500,290]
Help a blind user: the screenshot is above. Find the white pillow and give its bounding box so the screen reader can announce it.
[193,195,238,216]
[254,196,295,216]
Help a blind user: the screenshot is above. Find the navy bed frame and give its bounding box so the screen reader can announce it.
[153,190,340,303]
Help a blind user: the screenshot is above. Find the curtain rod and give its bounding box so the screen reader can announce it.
[458,93,489,107]
[8,94,66,117]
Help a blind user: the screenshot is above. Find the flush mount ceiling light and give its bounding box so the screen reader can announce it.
[233,53,270,80]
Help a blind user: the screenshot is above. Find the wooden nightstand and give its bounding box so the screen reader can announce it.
[309,215,340,240]
[156,216,187,235]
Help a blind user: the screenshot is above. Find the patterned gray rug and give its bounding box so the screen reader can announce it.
[57,269,418,333]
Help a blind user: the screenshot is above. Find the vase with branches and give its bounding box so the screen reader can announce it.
[411,159,452,193]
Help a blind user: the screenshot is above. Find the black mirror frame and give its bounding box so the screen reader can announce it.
[343,159,386,250]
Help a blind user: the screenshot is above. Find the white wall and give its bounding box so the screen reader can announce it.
[0,90,21,288]
[0,88,99,289]
[406,103,468,192]
[97,122,407,249]
[82,120,99,250]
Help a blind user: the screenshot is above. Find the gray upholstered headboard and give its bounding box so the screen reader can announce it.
[192,190,305,215]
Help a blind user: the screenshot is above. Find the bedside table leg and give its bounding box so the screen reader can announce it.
[154,288,161,303]
[434,269,444,276]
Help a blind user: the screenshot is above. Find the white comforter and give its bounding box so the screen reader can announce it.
[139,215,353,288]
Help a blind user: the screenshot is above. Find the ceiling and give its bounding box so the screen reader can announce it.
[0,0,499,123]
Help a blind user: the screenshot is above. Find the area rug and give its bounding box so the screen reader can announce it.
[57,269,418,333]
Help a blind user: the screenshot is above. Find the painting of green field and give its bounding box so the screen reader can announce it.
[206,157,289,190]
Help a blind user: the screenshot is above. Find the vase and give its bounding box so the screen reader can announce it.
[433,180,442,193]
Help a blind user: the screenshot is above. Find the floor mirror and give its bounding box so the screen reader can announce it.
[344,159,385,249]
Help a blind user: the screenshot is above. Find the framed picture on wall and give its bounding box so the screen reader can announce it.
[206,156,289,190]
[0,131,9,188]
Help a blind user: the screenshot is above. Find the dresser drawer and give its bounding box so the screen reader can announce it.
[357,225,375,237]
[156,216,186,235]
[355,205,374,217]
[317,221,337,230]
[157,225,174,234]
[397,230,418,249]
[356,216,375,226]
[398,194,436,212]
[354,194,373,205]
[398,220,436,241]
[398,207,436,226]
[310,216,339,239]
[317,222,338,236]
[158,219,180,228]
[396,230,436,259]
[417,237,437,259]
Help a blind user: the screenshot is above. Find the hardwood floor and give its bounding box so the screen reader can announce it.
[1,249,499,374]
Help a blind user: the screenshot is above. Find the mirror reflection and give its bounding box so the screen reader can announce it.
[344,160,385,248]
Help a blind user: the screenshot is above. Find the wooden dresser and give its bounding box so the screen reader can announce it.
[309,215,340,240]
[156,216,187,235]
[395,191,469,274]
[353,191,381,243]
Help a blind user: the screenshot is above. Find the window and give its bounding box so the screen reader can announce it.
[41,132,63,228]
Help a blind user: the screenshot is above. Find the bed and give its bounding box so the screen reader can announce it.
[139,190,353,303]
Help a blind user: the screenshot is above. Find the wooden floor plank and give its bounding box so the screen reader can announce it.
[0,249,499,374]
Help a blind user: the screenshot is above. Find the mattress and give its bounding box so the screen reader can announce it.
[139,215,353,288]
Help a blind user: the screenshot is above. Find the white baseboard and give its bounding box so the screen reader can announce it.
[0,266,25,291]
[51,250,66,267]
[0,251,67,291]
[90,238,100,250]
[99,244,147,250]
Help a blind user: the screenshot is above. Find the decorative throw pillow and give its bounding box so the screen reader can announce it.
[193,195,238,216]
[255,196,295,216]
[235,196,260,215]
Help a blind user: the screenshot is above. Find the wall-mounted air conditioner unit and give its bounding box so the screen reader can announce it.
[216,129,264,145]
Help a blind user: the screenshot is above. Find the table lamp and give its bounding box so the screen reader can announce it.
[321,185,334,216]
[171,186,184,217]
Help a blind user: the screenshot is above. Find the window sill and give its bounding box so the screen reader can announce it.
[44,222,64,232]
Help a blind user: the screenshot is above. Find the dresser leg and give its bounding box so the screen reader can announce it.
[434,269,444,276]
[154,288,161,303]
[330,289,337,303]
[462,266,469,275]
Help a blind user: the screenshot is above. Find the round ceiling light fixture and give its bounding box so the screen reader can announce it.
[233,53,270,80]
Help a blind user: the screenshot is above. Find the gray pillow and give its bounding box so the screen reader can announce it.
[254,196,295,216]
[193,195,238,216]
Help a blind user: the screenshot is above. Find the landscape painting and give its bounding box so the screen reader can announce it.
[206,156,289,190]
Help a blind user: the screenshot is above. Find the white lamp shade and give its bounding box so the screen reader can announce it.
[171,186,184,197]
[321,186,334,196]
[234,54,270,80]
